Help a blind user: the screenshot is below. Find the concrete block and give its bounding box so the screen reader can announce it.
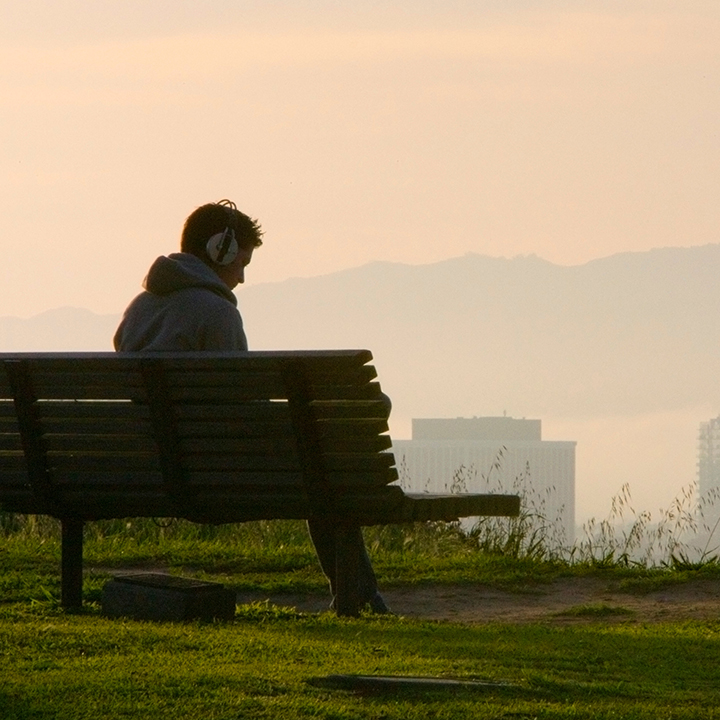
[102,573,236,622]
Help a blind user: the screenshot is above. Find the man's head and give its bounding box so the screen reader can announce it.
[181,200,263,289]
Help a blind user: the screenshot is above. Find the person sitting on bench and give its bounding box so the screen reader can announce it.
[114,199,390,614]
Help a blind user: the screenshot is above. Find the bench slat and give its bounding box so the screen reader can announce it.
[47,454,161,471]
[1,462,398,486]
[186,471,305,487]
[179,451,394,473]
[40,418,154,434]
[302,365,377,384]
[318,419,389,438]
[320,468,399,486]
[0,470,29,486]
[320,435,392,454]
[313,403,390,420]
[165,384,384,403]
[154,352,374,372]
[0,493,46,514]
[307,384,383,401]
[0,435,23,451]
[0,349,372,365]
[47,476,305,490]
[25,370,321,391]
[27,388,148,401]
[176,436,393,456]
[169,384,284,402]
[179,437,297,454]
[175,403,290,420]
[27,371,143,389]
[184,455,301,471]
[322,453,396,471]
[0,469,398,491]
[45,470,164,485]
[33,402,150,419]
[0,453,26,468]
[175,419,390,440]
[176,420,295,439]
[38,494,181,520]
[0,400,19,414]
[398,493,521,522]
[29,491,312,522]
[44,435,157,452]
[163,368,378,387]
[45,453,305,472]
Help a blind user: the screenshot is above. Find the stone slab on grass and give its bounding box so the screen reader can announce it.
[102,572,236,622]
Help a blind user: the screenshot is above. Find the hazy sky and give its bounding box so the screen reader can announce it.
[2,0,719,317]
[1,1,718,524]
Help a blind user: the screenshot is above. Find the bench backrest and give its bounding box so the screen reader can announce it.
[0,351,397,523]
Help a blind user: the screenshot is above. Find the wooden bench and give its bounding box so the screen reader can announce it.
[0,351,520,616]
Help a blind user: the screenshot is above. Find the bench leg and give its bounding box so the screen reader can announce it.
[334,523,361,617]
[61,519,84,610]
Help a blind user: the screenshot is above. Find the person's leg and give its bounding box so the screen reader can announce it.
[307,394,393,611]
[307,518,389,612]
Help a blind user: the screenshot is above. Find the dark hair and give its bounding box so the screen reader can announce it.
[181,202,263,260]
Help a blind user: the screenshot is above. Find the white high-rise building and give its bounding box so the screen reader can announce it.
[697,416,720,522]
[392,416,576,543]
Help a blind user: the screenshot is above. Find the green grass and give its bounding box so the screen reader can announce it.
[553,603,636,619]
[2,601,720,719]
[0,516,573,601]
[2,516,720,603]
[3,516,720,718]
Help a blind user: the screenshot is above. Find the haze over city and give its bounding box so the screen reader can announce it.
[2,1,719,524]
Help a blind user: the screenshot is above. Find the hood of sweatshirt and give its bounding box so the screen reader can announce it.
[142,253,237,307]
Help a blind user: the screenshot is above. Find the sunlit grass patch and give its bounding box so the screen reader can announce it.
[2,497,720,718]
[554,603,635,619]
[2,604,720,719]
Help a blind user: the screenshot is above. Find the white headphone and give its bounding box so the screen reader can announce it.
[205,199,239,266]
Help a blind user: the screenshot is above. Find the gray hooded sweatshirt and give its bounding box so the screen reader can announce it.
[113,253,248,352]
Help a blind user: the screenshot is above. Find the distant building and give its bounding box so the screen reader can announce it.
[697,416,720,521]
[392,416,576,544]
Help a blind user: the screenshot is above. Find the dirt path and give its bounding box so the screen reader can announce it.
[235,577,720,624]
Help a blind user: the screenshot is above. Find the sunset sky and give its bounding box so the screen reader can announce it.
[2,0,718,318]
[1,1,719,522]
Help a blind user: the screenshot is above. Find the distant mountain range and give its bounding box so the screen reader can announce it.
[2,245,719,420]
[0,307,118,352]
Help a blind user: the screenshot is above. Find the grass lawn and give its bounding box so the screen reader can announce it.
[2,601,720,719]
[2,519,720,718]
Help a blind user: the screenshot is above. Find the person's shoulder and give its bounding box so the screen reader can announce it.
[171,286,238,311]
